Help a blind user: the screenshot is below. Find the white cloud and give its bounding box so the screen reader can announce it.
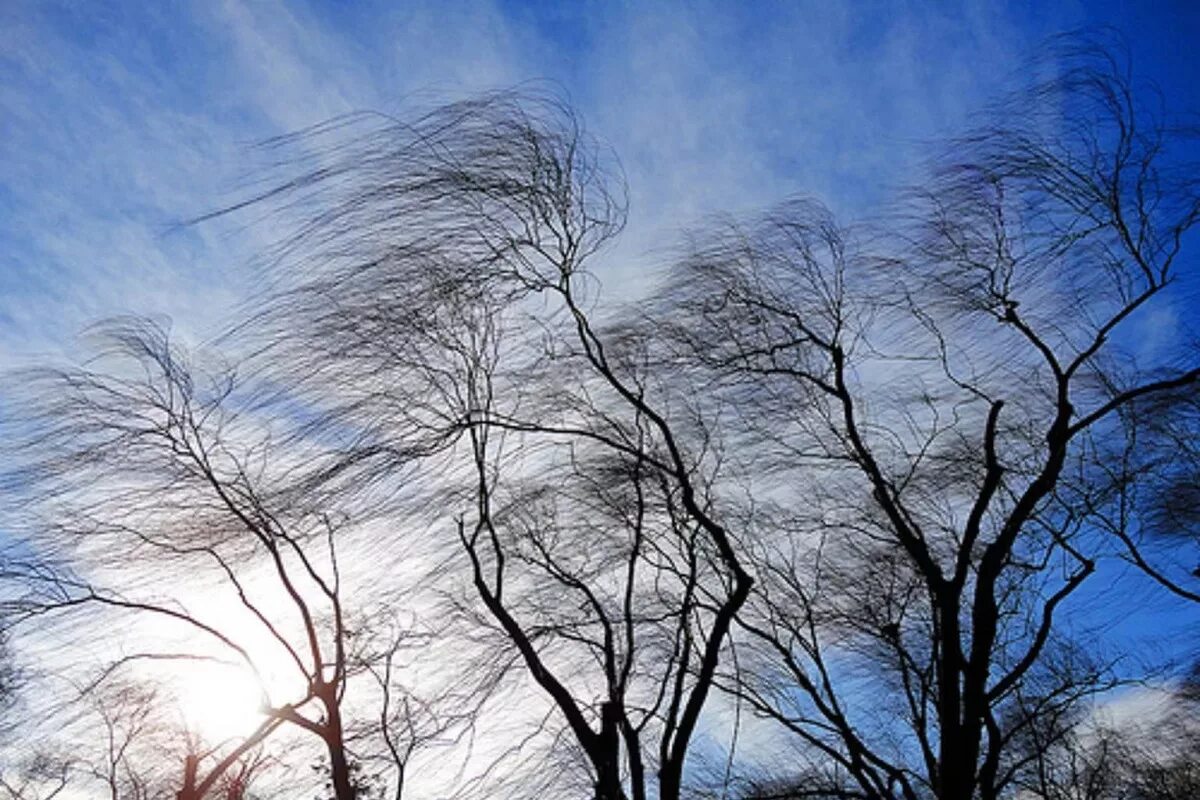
[1,0,1086,365]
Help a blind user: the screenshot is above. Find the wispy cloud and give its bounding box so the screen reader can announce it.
[1,0,1096,364]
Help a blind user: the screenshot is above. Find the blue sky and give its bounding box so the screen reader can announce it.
[2,0,1196,365]
[4,1,1196,653]
[1,0,1199,784]
[1,0,1198,658]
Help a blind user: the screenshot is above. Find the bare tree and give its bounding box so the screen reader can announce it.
[83,681,160,800]
[1011,673,1200,800]
[0,756,72,800]
[0,320,439,800]
[217,92,755,800]
[652,39,1200,800]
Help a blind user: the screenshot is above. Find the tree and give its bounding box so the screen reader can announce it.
[0,320,442,800]
[226,93,753,800]
[0,756,72,800]
[83,681,159,800]
[1009,675,1200,800]
[650,39,1200,799]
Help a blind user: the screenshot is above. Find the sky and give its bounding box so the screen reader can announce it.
[2,0,1200,785]
[1,0,1197,673]
[2,0,1197,368]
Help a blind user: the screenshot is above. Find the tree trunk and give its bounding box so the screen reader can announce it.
[176,754,200,800]
[659,766,682,800]
[594,701,627,800]
[936,601,976,800]
[322,693,357,800]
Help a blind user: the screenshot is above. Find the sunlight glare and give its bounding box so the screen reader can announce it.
[179,663,268,744]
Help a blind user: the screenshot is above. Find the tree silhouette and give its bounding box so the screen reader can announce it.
[222,93,752,800]
[1,320,445,799]
[652,38,1200,799]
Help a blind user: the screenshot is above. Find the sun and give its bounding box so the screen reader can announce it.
[178,662,270,744]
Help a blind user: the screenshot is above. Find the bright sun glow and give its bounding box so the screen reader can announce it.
[179,663,269,744]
